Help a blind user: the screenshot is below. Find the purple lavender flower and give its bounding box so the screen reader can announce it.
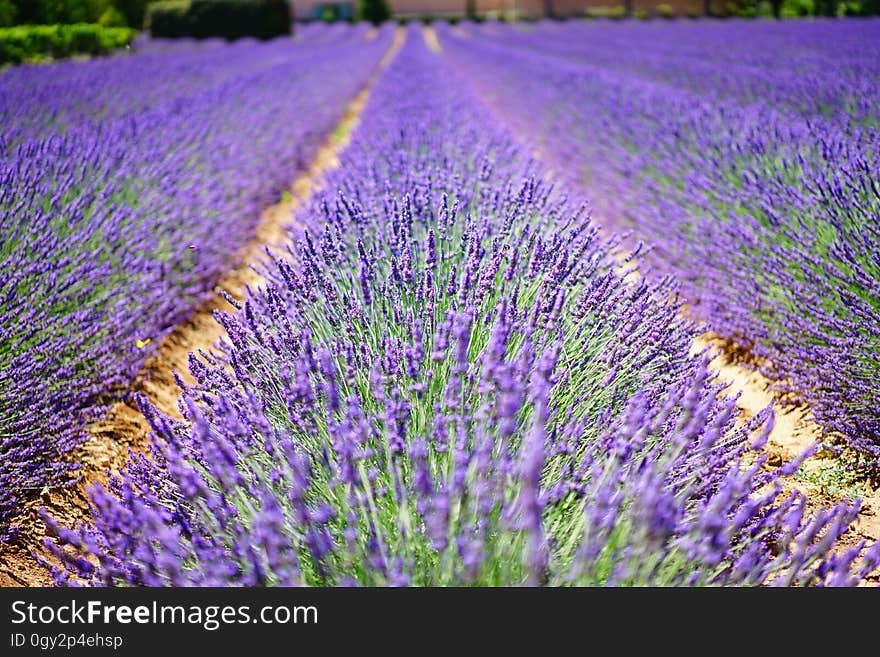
[40,25,879,588]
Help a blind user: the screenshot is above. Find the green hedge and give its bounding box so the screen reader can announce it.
[146,1,189,37]
[0,23,135,64]
[0,1,149,30]
[147,0,291,40]
[115,0,150,27]
[0,0,16,28]
[7,0,124,26]
[357,0,390,24]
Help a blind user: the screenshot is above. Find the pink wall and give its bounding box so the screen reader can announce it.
[294,0,707,18]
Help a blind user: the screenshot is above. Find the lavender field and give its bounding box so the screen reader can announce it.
[2,18,880,587]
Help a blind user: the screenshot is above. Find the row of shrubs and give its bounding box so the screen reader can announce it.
[0,23,135,64]
[574,1,872,18]
[338,4,876,25]
[147,0,396,38]
[147,0,291,39]
[315,0,879,23]
[0,1,147,29]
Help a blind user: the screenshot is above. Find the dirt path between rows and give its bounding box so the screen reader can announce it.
[0,27,406,588]
[692,334,880,554]
[612,243,879,566]
[611,229,879,561]
[423,25,442,53]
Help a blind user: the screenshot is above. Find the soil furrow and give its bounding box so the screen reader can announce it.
[692,333,880,553]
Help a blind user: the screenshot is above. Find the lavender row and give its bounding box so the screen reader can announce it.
[0,25,394,542]
[472,19,880,124]
[440,20,880,459]
[1,22,371,145]
[44,30,878,586]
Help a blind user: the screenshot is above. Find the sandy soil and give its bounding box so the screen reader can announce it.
[423,25,442,53]
[0,27,406,588]
[693,334,880,558]
[614,245,879,574]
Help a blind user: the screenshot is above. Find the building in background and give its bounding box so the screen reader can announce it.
[297,0,707,20]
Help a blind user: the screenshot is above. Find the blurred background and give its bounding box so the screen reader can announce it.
[3,0,878,101]
[1,0,878,39]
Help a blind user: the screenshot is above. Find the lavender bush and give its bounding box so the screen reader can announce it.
[441,19,880,459]
[45,32,879,586]
[0,24,394,542]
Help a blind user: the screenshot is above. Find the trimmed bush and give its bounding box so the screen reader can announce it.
[146,1,190,37]
[0,24,135,65]
[0,0,16,27]
[115,0,149,28]
[357,0,390,25]
[99,7,129,27]
[782,0,814,15]
[9,0,110,25]
[147,0,291,40]
[584,6,627,19]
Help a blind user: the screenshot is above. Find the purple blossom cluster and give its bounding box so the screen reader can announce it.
[45,29,878,586]
[0,24,394,542]
[440,19,880,458]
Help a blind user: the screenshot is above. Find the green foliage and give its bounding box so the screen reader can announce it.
[584,6,628,19]
[114,0,148,28]
[147,0,291,40]
[781,0,814,15]
[795,451,875,501]
[0,23,134,64]
[656,3,676,17]
[316,3,352,22]
[145,0,189,36]
[5,0,149,26]
[634,8,650,18]
[0,0,16,27]
[726,0,878,14]
[812,0,838,13]
[725,0,758,15]
[99,6,128,25]
[187,0,291,38]
[12,0,88,24]
[356,0,389,25]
